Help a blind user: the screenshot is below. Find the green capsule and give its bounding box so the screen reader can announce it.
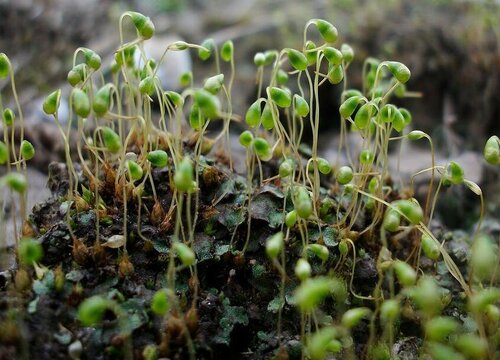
[323,47,343,65]
[3,173,27,193]
[114,46,135,67]
[139,75,156,96]
[171,41,189,50]
[385,61,411,84]
[327,64,344,84]
[427,342,464,360]
[409,276,442,316]
[339,240,349,255]
[295,258,311,281]
[266,232,284,259]
[128,11,155,39]
[294,94,309,117]
[342,307,371,328]
[20,140,35,161]
[179,71,192,87]
[317,157,332,175]
[380,299,400,323]
[127,160,143,181]
[383,209,400,232]
[408,130,427,141]
[469,288,500,313]
[484,135,500,165]
[173,242,196,266]
[425,317,458,342]
[165,91,184,108]
[261,103,275,130]
[194,89,220,119]
[72,88,90,118]
[220,40,234,62]
[294,276,340,312]
[245,100,262,128]
[93,84,113,116]
[339,96,361,119]
[421,233,440,260]
[392,108,406,132]
[151,289,170,316]
[286,48,308,71]
[454,334,488,360]
[305,41,317,66]
[147,150,168,168]
[0,53,10,78]
[0,141,8,165]
[471,234,497,282]
[18,238,43,265]
[294,187,312,219]
[198,38,214,61]
[359,149,374,165]
[307,244,329,261]
[379,104,397,123]
[279,159,294,178]
[269,87,292,108]
[83,48,101,70]
[67,64,85,87]
[306,327,338,360]
[399,107,412,126]
[444,161,464,185]
[393,260,417,287]
[393,198,423,225]
[174,157,194,192]
[189,103,205,130]
[354,102,374,129]
[285,210,297,228]
[254,52,266,67]
[239,130,253,148]
[78,296,109,326]
[43,89,61,115]
[204,73,224,94]
[3,108,15,126]
[276,69,289,85]
[368,176,380,193]
[102,127,122,153]
[315,19,338,43]
[340,44,354,63]
[336,166,353,184]
[253,137,272,161]
[263,50,278,66]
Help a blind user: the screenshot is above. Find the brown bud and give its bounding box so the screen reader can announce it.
[118,255,134,278]
[21,221,36,238]
[185,307,199,335]
[0,320,20,344]
[15,268,31,291]
[54,265,65,292]
[74,196,89,212]
[72,239,90,265]
[150,201,165,225]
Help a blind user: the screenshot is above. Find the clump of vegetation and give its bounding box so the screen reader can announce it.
[0,11,498,360]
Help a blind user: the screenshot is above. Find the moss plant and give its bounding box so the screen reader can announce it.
[0,12,498,360]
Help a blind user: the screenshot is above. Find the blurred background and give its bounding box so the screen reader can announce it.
[1,0,499,232]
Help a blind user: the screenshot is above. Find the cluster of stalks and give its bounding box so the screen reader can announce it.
[0,11,499,360]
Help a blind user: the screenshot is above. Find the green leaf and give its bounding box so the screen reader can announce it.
[215,298,249,345]
[267,297,285,313]
[250,194,283,228]
[193,234,214,262]
[217,205,245,231]
[215,244,231,257]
